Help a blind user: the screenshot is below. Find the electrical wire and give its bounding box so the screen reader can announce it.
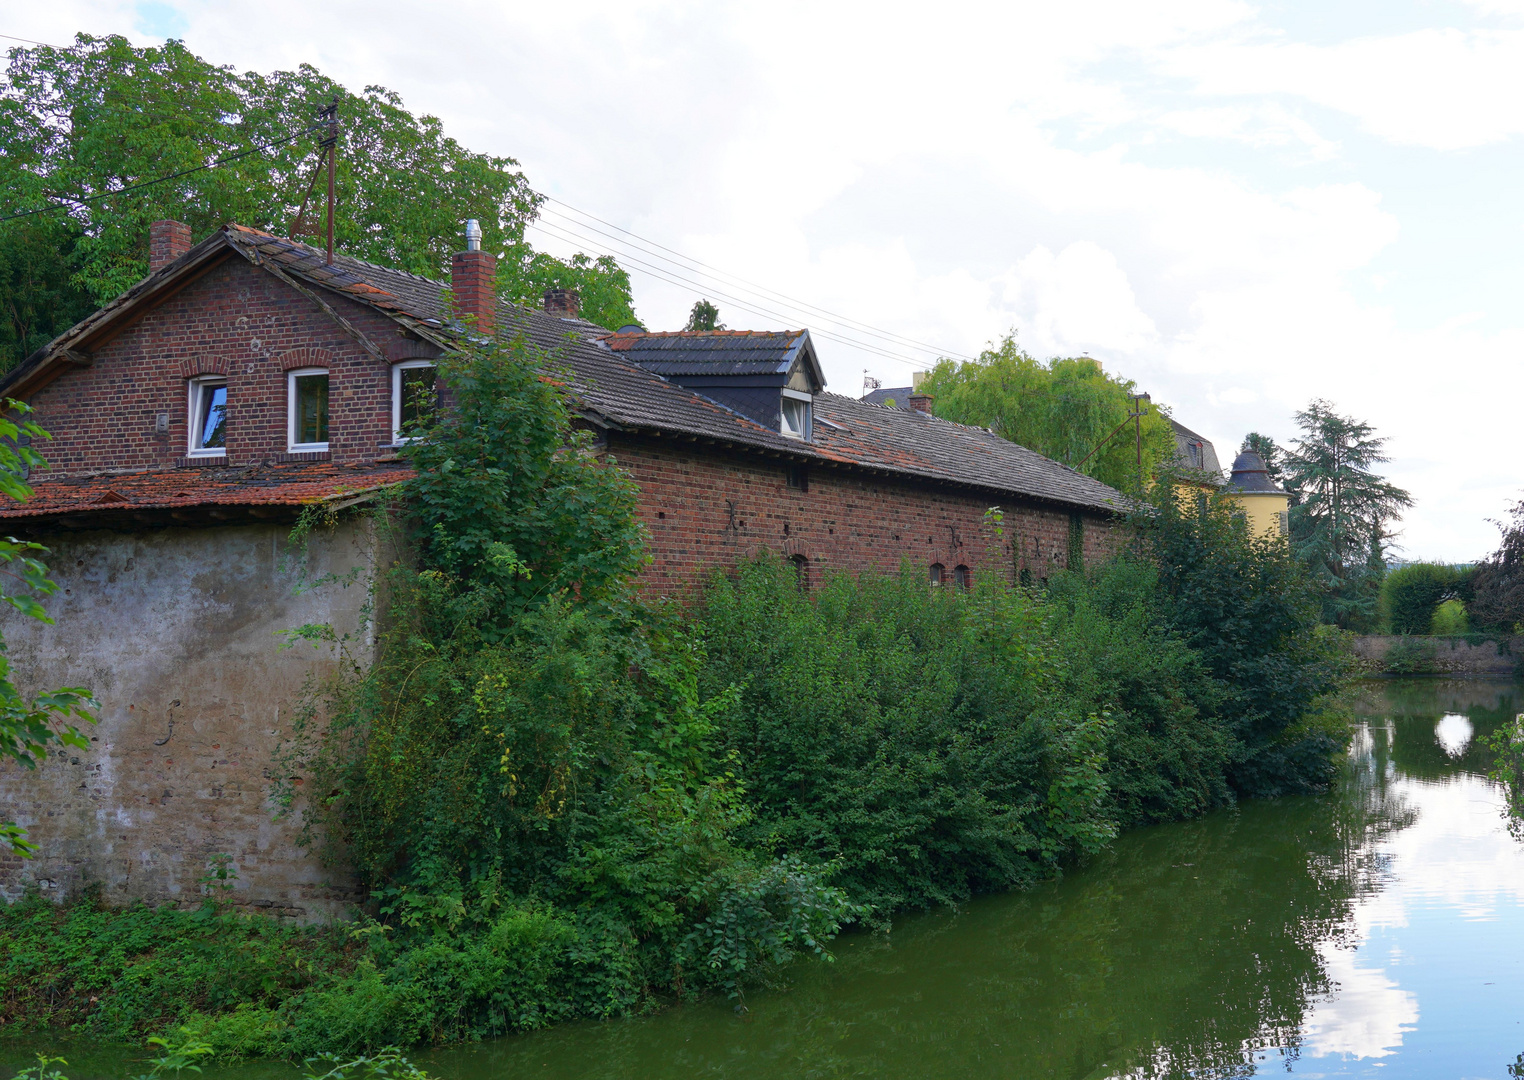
[527,217,935,369]
[541,199,976,362]
[0,119,326,225]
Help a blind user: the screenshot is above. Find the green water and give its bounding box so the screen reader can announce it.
[9,678,1524,1079]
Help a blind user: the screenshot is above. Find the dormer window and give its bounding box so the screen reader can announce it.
[781,389,812,441]
[187,376,226,457]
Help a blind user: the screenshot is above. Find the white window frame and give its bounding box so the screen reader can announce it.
[780,388,813,441]
[186,375,227,458]
[287,367,331,453]
[391,359,436,444]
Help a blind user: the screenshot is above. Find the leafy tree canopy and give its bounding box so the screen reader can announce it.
[0,34,638,368]
[918,334,1176,492]
[1281,400,1412,630]
[1381,562,1472,636]
[1471,496,1524,634]
[684,298,724,332]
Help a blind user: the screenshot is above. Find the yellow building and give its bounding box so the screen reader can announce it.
[1223,449,1290,539]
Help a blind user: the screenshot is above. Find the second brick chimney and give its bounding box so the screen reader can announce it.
[543,288,581,319]
[149,220,192,273]
[450,218,496,334]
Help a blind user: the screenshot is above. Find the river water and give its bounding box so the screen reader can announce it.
[8,678,1524,1079]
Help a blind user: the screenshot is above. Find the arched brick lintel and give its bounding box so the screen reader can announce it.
[277,348,334,372]
[178,356,230,379]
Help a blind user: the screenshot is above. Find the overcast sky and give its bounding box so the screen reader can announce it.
[11,1,1524,560]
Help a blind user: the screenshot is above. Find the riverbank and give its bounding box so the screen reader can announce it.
[7,678,1520,1080]
[1352,633,1522,676]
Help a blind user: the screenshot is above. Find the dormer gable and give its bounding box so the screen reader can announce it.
[599,329,826,441]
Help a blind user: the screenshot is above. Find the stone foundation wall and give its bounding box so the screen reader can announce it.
[0,519,379,920]
[1352,634,1523,676]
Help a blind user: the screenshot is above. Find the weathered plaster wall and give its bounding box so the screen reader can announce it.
[0,520,377,919]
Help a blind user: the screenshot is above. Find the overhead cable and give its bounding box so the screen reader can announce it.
[542,196,976,363]
[527,217,931,369]
[0,119,326,225]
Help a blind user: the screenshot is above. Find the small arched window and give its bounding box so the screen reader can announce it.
[791,553,809,591]
[929,562,945,586]
[953,564,971,589]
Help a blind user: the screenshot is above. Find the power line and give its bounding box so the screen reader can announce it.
[541,206,968,363]
[542,196,977,363]
[530,219,924,368]
[527,217,933,369]
[0,119,325,225]
[0,32,61,48]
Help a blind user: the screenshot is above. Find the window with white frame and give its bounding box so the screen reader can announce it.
[780,389,812,441]
[392,359,437,443]
[287,367,330,452]
[186,375,227,457]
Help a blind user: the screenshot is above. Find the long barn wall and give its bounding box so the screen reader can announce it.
[610,434,1120,595]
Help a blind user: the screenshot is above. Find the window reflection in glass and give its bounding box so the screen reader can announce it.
[294,372,329,446]
[190,378,226,453]
[398,365,436,435]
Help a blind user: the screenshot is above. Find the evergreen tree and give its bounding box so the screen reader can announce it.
[1282,400,1411,630]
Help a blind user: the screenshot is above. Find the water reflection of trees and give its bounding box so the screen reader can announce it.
[433,690,1444,1080]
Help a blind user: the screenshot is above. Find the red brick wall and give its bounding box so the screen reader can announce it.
[26,254,438,476]
[608,435,1120,596]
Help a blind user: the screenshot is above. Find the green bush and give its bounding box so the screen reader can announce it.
[697,559,1116,917]
[1382,563,1472,636]
[1134,478,1352,797]
[1430,598,1469,636]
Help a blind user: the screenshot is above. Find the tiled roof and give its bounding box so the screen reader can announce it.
[603,330,810,377]
[809,395,1126,512]
[0,460,411,521]
[6,226,1128,517]
[1170,418,1223,477]
[862,386,913,406]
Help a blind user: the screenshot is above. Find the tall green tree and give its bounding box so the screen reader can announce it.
[1471,496,1524,634]
[919,335,1176,492]
[0,34,637,368]
[1282,400,1411,630]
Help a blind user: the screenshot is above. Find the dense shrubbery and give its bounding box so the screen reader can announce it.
[0,339,1352,1057]
[1381,562,1473,636]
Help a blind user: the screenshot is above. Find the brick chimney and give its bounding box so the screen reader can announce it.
[908,392,934,414]
[543,288,581,319]
[450,218,496,334]
[149,220,191,273]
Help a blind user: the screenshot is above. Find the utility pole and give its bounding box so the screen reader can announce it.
[324,95,338,265]
[1130,391,1152,490]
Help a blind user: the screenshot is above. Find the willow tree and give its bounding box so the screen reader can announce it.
[0,34,637,367]
[918,335,1176,492]
[1282,400,1411,630]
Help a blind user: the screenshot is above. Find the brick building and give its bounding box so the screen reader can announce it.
[0,220,1125,916]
